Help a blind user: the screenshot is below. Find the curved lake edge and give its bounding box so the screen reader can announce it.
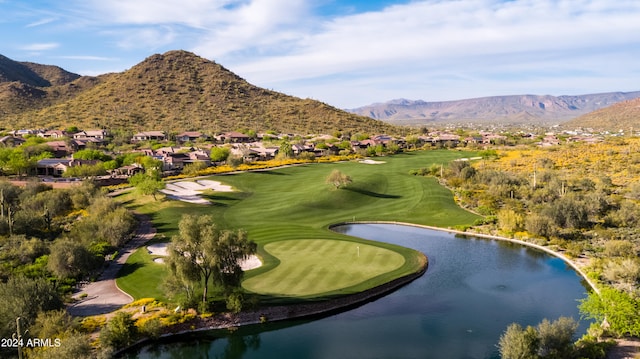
[117,221,598,357]
[116,240,427,356]
[346,221,600,295]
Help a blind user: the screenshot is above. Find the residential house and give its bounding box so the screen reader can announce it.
[112,164,145,176]
[36,158,98,176]
[482,134,508,144]
[38,130,68,139]
[45,141,77,157]
[314,143,340,157]
[417,135,435,146]
[152,147,211,171]
[74,137,104,148]
[9,129,38,137]
[176,131,208,143]
[186,150,211,166]
[131,131,167,142]
[431,133,460,147]
[162,153,189,171]
[373,134,405,149]
[0,136,26,147]
[292,144,314,156]
[250,146,279,161]
[464,136,483,144]
[230,142,278,161]
[154,146,190,155]
[73,129,108,140]
[216,131,252,143]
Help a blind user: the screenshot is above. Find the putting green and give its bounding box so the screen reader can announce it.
[242,239,405,297]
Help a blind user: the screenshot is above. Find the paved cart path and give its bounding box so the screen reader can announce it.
[67,215,156,317]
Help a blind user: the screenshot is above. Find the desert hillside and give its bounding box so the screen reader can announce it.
[0,51,396,135]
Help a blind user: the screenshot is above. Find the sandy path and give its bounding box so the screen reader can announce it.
[67,215,156,317]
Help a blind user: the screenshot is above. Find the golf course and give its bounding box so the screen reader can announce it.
[116,150,481,303]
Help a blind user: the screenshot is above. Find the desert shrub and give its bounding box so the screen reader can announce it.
[99,312,138,349]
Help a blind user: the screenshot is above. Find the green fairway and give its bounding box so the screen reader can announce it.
[116,246,167,301]
[242,239,405,297]
[118,150,481,302]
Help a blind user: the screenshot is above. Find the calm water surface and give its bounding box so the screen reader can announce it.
[124,224,591,359]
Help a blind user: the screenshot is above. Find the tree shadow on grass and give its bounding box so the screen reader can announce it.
[344,187,402,199]
[118,198,136,206]
[200,194,241,205]
[117,262,143,277]
[153,221,173,234]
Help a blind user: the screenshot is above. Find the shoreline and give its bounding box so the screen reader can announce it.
[344,221,600,294]
[117,220,600,355]
[117,251,427,356]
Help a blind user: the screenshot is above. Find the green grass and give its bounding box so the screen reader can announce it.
[116,246,167,301]
[117,150,481,303]
[242,239,405,297]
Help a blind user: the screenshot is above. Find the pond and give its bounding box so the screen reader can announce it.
[123,223,592,359]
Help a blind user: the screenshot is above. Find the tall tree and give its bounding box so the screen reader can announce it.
[210,146,230,162]
[166,214,256,306]
[47,238,102,279]
[579,287,640,337]
[128,172,165,201]
[0,276,63,338]
[498,323,539,359]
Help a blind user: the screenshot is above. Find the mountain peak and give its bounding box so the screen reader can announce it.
[0,51,395,134]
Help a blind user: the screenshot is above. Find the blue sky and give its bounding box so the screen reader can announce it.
[1,0,640,108]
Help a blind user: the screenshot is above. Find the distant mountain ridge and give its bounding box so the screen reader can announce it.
[0,54,80,87]
[0,51,395,134]
[0,54,102,117]
[349,92,640,125]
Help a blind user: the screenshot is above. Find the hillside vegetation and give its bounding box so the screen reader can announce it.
[564,98,640,132]
[0,51,396,135]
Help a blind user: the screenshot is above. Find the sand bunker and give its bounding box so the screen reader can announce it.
[360,159,386,164]
[238,256,262,271]
[147,243,168,256]
[147,242,261,270]
[160,180,234,204]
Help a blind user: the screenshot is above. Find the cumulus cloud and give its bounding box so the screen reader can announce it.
[234,1,640,78]
[224,0,640,105]
[10,0,640,106]
[192,0,311,58]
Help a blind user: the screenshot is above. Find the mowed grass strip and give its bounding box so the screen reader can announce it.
[116,247,167,301]
[242,239,405,297]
